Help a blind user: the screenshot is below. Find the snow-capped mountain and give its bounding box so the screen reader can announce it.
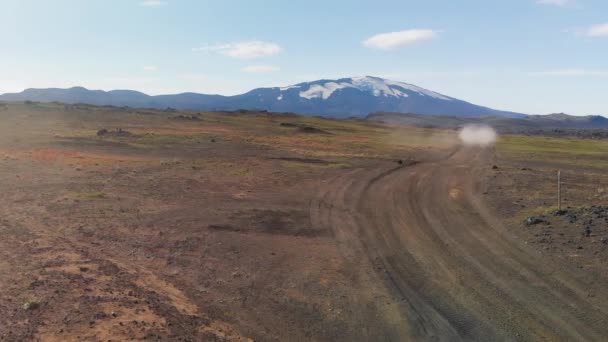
[296,76,452,100]
[229,76,521,117]
[0,76,523,118]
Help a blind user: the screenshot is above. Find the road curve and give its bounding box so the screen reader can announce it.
[311,147,608,341]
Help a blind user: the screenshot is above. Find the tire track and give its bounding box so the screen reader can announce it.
[312,147,608,341]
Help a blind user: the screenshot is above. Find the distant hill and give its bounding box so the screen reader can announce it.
[367,112,608,132]
[0,87,225,110]
[0,76,524,118]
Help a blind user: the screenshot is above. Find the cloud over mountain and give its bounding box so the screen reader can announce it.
[193,41,283,59]
[363,30,438,50]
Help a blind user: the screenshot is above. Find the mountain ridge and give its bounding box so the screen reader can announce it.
[0,76,528,118]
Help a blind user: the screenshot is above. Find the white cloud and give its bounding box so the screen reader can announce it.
[193,41,282,59]
[139,0,167,6]
[143,65,158,71]
[363,29,439,50]
[586,23,608,37]
[241,65,280,73]
[536,0,576,7]
[529,68,608,77]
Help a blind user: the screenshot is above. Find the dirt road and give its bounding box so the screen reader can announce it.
[312,146,608,341]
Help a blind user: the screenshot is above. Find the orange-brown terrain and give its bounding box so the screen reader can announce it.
[1,102,608,341]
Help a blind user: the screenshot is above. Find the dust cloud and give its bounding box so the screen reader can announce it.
[458,124,497,147]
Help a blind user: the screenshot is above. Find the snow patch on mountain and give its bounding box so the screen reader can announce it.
[384,79,452,101]
[279,85,300,91]
[299,82,354,100]
[292,76,453,101]
[351,76,408,97]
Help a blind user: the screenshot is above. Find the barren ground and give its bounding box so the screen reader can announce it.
[0,103,607,341]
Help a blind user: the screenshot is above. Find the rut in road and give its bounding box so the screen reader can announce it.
[311,147,608,341]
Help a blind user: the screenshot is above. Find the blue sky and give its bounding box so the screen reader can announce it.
[0,0,606,115]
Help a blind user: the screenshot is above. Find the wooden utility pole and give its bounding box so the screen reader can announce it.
[557,170,562,211]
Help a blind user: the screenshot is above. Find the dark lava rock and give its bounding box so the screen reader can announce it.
[584,226,592,237]
[590,205,608,218]
[171,114,200,121]
[297,126,328,134]
[553,209,567,216]
[97,128,132,137]
[93,312,108,320]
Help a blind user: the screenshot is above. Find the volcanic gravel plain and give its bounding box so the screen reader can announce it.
[1,102,608,341]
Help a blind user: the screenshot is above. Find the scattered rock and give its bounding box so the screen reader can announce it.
[525,216,546,226]
[93,312,107,320]
[29,279,45,289]
[23,300,40,311]
[552,209,567,216]
[280,122,329,134]
[171,114,200,121]
[567,213,578,223]
[97,128,132,137]
[584,226,592,237]
[297,126,328,134]
[116,128,131,136]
